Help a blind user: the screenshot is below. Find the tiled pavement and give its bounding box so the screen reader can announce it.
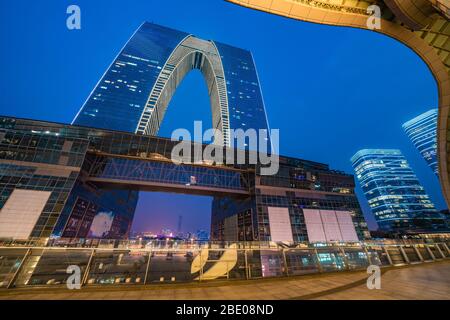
[0,261,448,300]
[315,261,450,300]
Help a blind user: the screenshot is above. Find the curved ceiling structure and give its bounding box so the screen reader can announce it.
[225,0,450,206]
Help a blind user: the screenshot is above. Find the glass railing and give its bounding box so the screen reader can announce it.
[1,237,449,249]
[0,239,448,289]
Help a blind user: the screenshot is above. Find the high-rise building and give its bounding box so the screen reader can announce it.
[59,22,272,239]
[73,22,271,147]
[351,149,446,233]
[402,109,439,176]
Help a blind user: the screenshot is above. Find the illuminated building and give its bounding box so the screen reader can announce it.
[0,117,369,242]
[403,109,439,176]
[351,149,446,232]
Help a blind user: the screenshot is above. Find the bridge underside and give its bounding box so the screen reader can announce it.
[86,178,250,197]
[82,153,251,197]
[226,0,450,207]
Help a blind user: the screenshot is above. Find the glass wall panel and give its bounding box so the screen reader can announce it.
[343,249,369,270]
[227,250,247,280]
[428,245,443,259]
[403,246,421,262]
[367,247,391,265]
[285,249,319,275]
[386,247,406,265]
[259,250,285,278]
[86,250,147,285]
[199,248,242,281]
[15,249,92,286]
[366,249,382,266]
[0,249,28,288]
[246,250,262,279]
[437,244,449,257]
[146,250,196,283]
[417,246,432,261]
[316,249,346,271]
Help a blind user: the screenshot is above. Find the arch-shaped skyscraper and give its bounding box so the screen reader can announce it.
[73,22,271,147]
[66,22,271,239]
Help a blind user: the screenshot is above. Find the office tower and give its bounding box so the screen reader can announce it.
[57,22,272,239]
[403,109,439,176]
[73,22,271,147]
[351,149,446,232]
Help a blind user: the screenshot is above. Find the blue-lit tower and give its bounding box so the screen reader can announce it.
[402,109,439,176]
[351,149,446,233]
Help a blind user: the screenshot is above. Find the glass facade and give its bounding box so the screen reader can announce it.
[212,157,370,242]
[0,121,89,238]
[73,23,189,133]
[351,149,446,232]
[73,22,271,146]
[84,155,250,193]
[402,109,439,176]
[214,42,270,148]
[55,181,138,239]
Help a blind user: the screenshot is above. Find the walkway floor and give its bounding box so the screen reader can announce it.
[0,261,448,300]
[315,261,450,300]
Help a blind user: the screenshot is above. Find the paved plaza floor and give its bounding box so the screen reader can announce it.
[315,261,450,300]
[0,261,448,300]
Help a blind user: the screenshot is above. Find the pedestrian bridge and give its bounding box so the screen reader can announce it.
[83,153,252,197]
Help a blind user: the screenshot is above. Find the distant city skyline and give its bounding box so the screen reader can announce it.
[132,227,210,240]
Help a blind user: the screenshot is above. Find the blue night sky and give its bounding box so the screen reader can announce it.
[0,0,445,233]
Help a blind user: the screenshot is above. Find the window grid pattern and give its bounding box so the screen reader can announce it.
[0,130,88,238]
